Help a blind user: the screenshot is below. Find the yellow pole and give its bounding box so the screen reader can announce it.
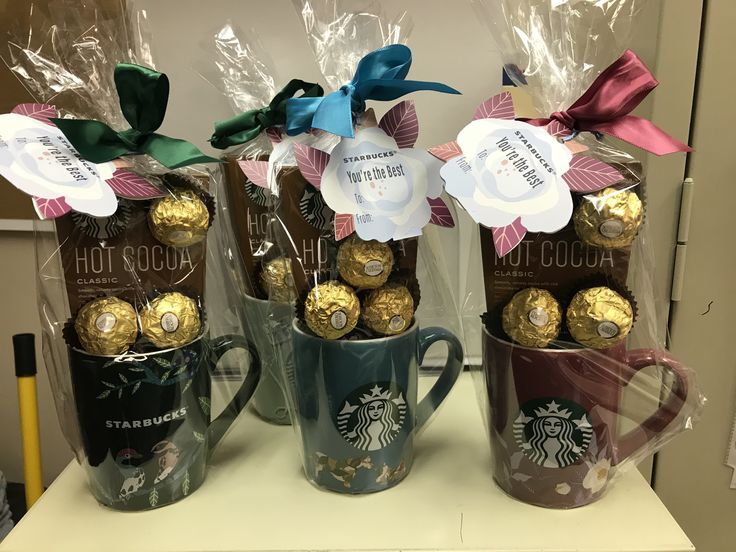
[13,334,44,508]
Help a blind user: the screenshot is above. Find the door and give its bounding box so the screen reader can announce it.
[653,1,736,551]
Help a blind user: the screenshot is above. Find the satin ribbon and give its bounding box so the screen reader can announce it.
[51,63,220,169]
[210,79,324,149]
[286,44,460,138]
[526,50,691,156]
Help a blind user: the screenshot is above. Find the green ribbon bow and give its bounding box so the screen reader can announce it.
[51,63,220,169]
[209,79,324,149]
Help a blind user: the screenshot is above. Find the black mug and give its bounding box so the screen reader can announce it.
[68,332,260,511]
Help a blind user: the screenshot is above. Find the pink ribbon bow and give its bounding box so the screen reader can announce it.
[527,49,692,156]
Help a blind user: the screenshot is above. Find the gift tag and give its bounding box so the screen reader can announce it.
[0,111,119,218]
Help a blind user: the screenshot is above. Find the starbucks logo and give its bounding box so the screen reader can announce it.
[300,186,334,230]
[244,181,276,207]
[337,383,406,451]
[71,200,132,239]
[513,398,593,468]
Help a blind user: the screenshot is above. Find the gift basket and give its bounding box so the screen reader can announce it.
[1,0,260,511]
[201,23,334,425]
[256,0,466,494]
[428,0,706,508]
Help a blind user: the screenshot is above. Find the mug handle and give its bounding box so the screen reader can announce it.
[206,335,261,450]
[415,327,464,431]
[612,349,689,465]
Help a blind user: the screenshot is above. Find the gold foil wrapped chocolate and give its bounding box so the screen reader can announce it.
[337,236,394,289]
[573,187,643,249]
[75,296,138,355]
[362,283,415,336]
[260,257,296,303]
[148,189,210,247]
[139,292,201,348]
[566,286,633,348]
[304,281,360,339]
[502,288,562,348]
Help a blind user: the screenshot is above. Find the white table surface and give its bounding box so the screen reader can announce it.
[1,374,693,552]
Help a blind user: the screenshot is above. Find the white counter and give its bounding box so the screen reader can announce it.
[0,374,693,552]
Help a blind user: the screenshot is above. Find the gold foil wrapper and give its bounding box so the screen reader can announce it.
[566,286,633,348]
[148,189,210,247]
[304,281,360,339]
[139,292,201,348]
[573,187,643,249]
[362,283,415,336]
[260,257,297,303]
[75,297,138,355]
[336,235,394,289]
[502,288,562,348]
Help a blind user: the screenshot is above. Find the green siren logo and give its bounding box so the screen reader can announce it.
[337,382,406,451]
[513,398,593,468]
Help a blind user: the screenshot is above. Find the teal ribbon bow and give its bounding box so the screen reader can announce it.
[209,79,324,149]
[51,63,220,169]
[286,44,460,138]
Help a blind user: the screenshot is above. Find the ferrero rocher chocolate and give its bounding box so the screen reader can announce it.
[148,189,210,247]
[362,283,415,336]
[260,257,296,303]
[139,292,201,348]
[573,187,643,249]
[566,286,633,348]
[336,235,394,289]
[304,281,360,340]
[502,288,562,348]
[74,296,138,355]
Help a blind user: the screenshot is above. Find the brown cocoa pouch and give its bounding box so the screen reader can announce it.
[56,172,210,315]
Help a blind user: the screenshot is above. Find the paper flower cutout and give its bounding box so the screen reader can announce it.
[0,104,165,219]
[432,93,624,256]
[290,101,454,242]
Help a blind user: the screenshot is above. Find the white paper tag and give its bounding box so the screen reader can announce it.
[319,127,443,242]
[0,113,118,217]
[440,118,572,233]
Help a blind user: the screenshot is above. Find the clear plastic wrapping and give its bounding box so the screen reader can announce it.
[2,1,260,511]
[434,0,705,508]
[263,0,465,494]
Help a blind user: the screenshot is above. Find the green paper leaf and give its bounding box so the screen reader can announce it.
[198,397,211,416]
[148,487,159,507]
[132,381,142,395]
[96,390,111,399]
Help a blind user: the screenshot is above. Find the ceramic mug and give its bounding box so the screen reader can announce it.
[482,326,689,508]
[244,293,293,425]
[68,332,260,511]
[289,320,464,494]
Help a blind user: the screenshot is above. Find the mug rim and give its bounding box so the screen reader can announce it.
[70,325,209,359]
[481,324,618,355]
[292,318,418,342]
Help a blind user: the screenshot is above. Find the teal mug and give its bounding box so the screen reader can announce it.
[289,320,464,493]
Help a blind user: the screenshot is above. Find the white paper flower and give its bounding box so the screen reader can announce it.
[320,127,443,242]
[441,118,572,233]
[582,458,611,495]
[555,482,571,495]
[0,113,117,216]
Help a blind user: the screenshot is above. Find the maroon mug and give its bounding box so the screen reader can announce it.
[482,327,689,508]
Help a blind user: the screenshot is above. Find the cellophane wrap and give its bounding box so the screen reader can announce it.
[261,0,465,494]
[3,0,260,511]
[454,0,705,508]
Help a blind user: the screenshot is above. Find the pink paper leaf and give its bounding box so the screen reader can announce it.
[562,155,624,192]
[428,197,455,228]
[265,127,282,144]
[106,169,165,199]
[32,196,72,219]
[546,120,572,138]
[11,103,58,125]
[492,218,527,257]
[334,213,355,241]
[294,143,330,190]
[428,141,463,162]
[237,159,270,189]
[379,100,419,149]
[474,92,515,121]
